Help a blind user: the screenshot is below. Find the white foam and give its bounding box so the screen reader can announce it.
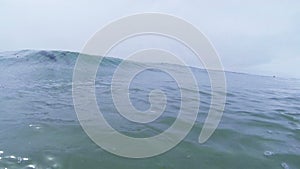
[264,151,274,156]
[281,162,290,169]
[9,155,16,159]
[27,164,36,169]
[23,157,30,161]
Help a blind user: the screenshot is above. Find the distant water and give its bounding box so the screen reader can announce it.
[0,50,299,169]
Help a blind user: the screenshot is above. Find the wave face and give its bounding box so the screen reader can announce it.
[0,50,299,169]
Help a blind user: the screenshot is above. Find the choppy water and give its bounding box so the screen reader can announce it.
[0,50,299,169]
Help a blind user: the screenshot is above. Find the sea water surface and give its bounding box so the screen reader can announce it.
[0,50,299,169]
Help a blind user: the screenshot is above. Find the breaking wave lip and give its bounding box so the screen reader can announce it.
[0,49,213,73]
[0,50,122,66]
[2,49,297,81]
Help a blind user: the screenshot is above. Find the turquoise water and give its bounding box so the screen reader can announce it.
[0,50,299,169]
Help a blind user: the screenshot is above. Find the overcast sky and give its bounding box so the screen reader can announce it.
[1,0,299,78]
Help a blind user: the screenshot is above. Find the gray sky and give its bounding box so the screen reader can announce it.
[1,0,300,78]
